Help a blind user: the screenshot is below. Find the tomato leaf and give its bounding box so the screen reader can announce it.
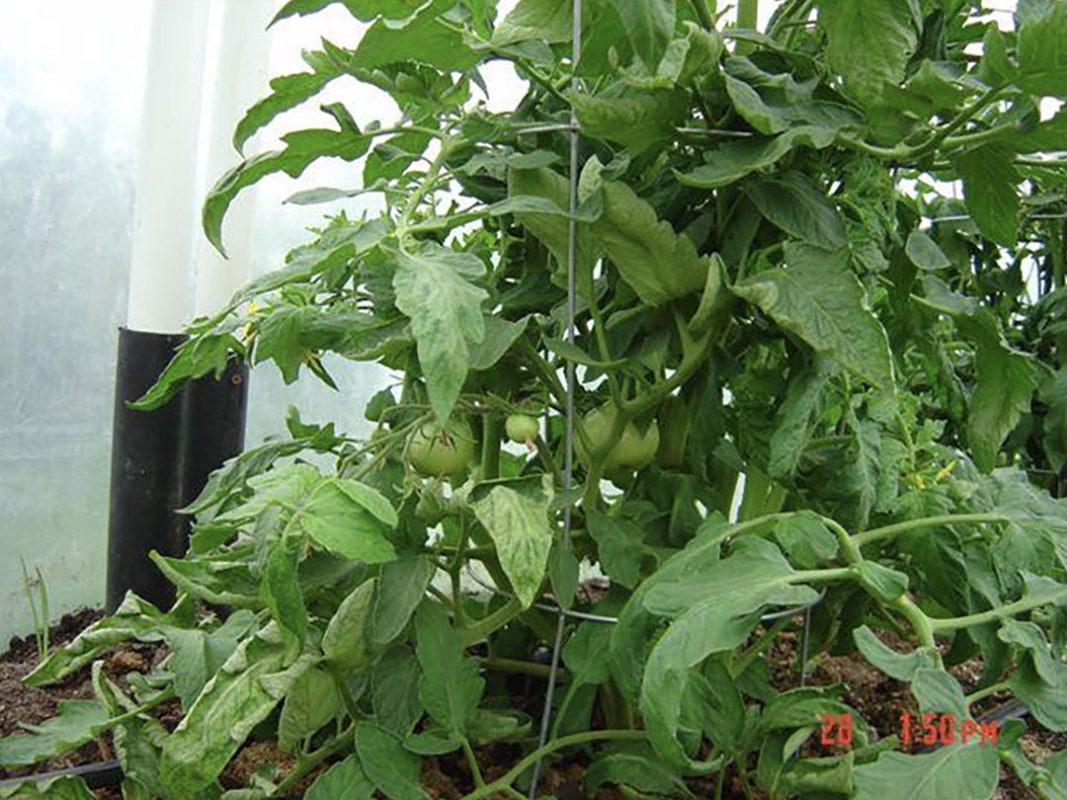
[613,0,675,71]
[818,0,919,106]
[414,602,485,734]
[305,754,375,800]
[745,173,847,250]
[1016,0,1067,99]
[392,242,488,422]
[955,144,1020,246]
[470,478,555,608]
[733,243,895,391]
[853,743,998,800]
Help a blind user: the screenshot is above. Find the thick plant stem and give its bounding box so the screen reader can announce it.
[459,730,648,800]
[853,513,1010,548]
[459,597,524,646]
[736,0,758,54]
[930,586,1067,632]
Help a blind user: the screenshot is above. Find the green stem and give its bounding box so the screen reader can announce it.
[461,736,486,788]
[396,137,455,247]
[822,516,863,565]
[942,122,1014,149]
[930,587,1067,632]
[481,655,565,679]
[276,724,355,794]
[853,513,1010,548]
[689,0,716,30]
[458,730,648,800]
[736,0,759,54]
[966,680,1011,706]
[329,668,362,722]
[793,566,857,584]
[459,597,524,646]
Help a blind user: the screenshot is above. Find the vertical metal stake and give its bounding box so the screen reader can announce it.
[529,0,582,795]
[799,606,812,686]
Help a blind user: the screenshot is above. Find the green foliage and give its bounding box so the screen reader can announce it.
[11,0,1067,797]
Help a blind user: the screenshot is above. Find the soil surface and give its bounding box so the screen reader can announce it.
[0,611,1060,798]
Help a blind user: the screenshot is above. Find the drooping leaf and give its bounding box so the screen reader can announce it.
[392,242,488,421]
[921,276,1037,472]
[323,579,376,671]
[590,171,711,305]
[587,509,648,588]
[745,173,847,250]
[910,669,969,720]
[264,535,308,642]
[773,510,838,569]
[768,364,830,482]
[204,127,371,256]
[162,610,257,709]
[733,243,895,391]
[0,701,111,769]
[571,88,687,156]
[1016,0,1067,99]
[562,623,613,685]
[639,538,819,765]
[470,478,555,608]
[305,754,375,800]
[372,647,424,736]
[853,625,938,681]
[613,0,675,71]
[373,556,436,645]
[0,775,96,799]
[905,230,951,271]
[492,0,572,46]
[158,628,313,794]
[294,478,399,563]
[278,667,340,753]
[585,742,692,796]
[23,594,171,687]
[676,126,837,189]
[955,145,1020,246]
[355,722,428,800]
[352,1,478,71]
[414,602,485,734]
[818,0,919,105]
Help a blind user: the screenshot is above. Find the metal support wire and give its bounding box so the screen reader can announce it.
[528,2,582,795]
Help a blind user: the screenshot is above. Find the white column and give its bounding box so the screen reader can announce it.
[192,0,274,317]
[125,0,211,334]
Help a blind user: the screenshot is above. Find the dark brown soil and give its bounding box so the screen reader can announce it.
[0,611,1060,799]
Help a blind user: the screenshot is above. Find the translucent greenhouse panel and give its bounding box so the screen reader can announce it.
[0,2,151,645]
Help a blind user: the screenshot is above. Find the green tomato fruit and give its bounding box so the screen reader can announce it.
[576,405,660,472]
[408,418,475,477]
[505,413,539,444]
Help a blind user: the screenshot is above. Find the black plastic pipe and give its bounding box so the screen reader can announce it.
[105,328,248,613]
[177,357,249,511]
[105,328,189,612]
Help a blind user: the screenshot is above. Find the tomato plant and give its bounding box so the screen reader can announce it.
[7,0,1067,798]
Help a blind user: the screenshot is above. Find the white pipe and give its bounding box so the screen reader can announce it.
[193,0,273,317]
[125,0,211,334]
